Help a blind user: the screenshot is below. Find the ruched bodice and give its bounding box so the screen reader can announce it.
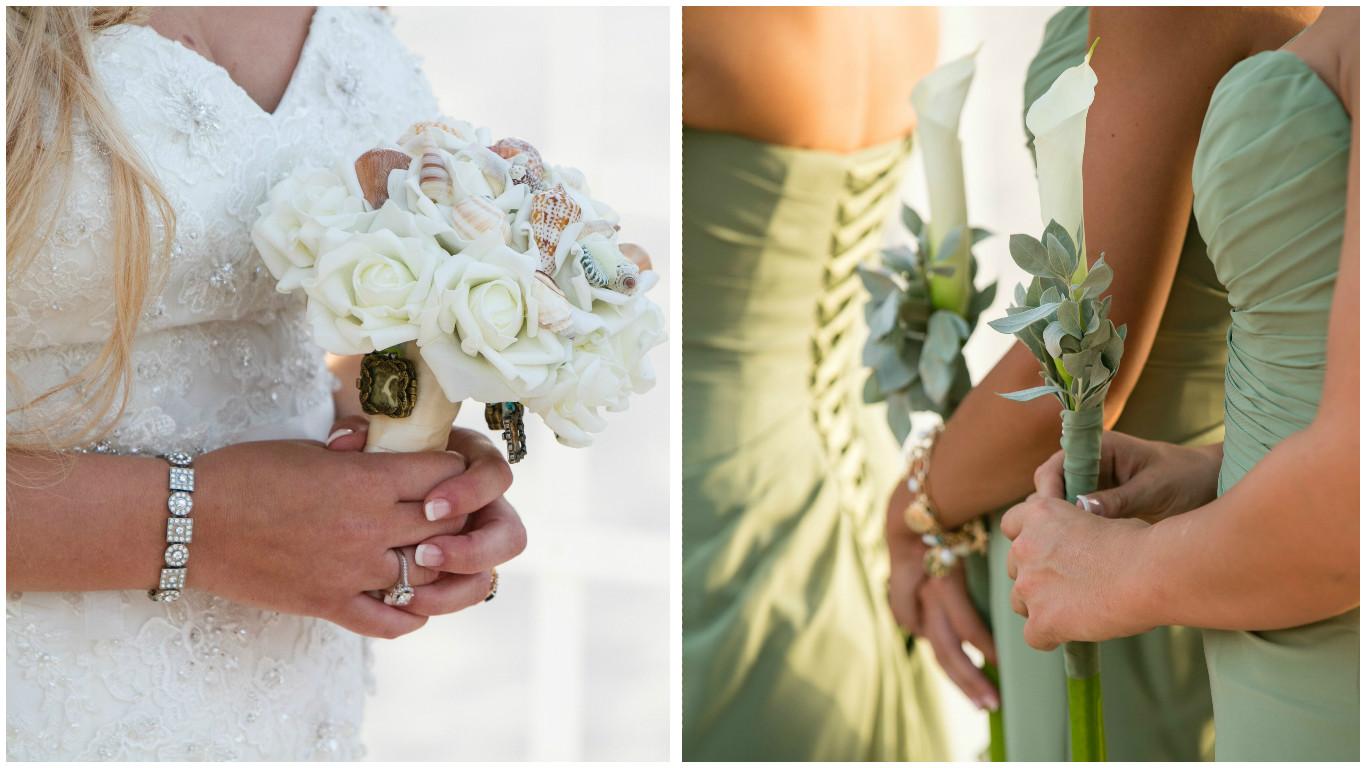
[1191,49,1357,761]
[682,128,945,759]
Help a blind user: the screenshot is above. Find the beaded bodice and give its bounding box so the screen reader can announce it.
[6,8,438,759]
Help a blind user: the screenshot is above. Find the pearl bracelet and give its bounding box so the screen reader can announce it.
[148,451,195,603]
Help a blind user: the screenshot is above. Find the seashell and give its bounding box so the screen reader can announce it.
[579,235,642,295]
[354,149,411,209]
[620,243,653,273]
[528,183,582,272]
[490,137,548,190]
[419,149,454,204]
[448,195,507,241]
[531,271,575,334]
[458,147,509,198]
[578,219,618,240]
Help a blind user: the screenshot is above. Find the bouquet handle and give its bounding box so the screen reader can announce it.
[364,342,461,454]
[1060,406,1106,760]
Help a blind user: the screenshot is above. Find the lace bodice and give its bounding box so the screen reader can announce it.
[7,8,438,759]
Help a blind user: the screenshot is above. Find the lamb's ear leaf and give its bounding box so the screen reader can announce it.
[1043,219,1075,256]
[867,293,902,338]
[902,205,925,238]
[1079,255,1113,298]
[988,301,1061,334]
[1057,299,1084,338]
[862,371,884,404]
[999,384,1067,402]
[886,391,913,445]
[1045,232,1078,281]
[970,227,992,246]
[1043,320,1068,358]
[1009,234,1051,276]
[858,264,900,302]
[968,280,998,323]
[936,226,965,266]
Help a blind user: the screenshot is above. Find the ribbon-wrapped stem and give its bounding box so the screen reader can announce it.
[361,342,461,453]
[1059,406,1105,760]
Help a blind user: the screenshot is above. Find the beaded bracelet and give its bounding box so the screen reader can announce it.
[902,425,988,577]
[148,451,195,602]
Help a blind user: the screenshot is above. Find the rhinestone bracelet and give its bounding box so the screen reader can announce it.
[148,451,195,602]
[901,424,988,578]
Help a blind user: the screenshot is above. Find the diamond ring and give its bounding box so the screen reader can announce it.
[383,549,415,607]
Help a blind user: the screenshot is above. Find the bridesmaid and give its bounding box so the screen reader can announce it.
[1006,6,1358,761]
[682,7,948,760]
[885,6,1317,760]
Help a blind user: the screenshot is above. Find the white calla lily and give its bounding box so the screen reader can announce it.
[911,47,978,314]
[1025,40,1098,249]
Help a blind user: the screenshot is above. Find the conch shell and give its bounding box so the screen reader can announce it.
[419,149,454,205]
[528,183,581,272]
[448,195,507,241]
[578,234,641,295]
[491,137,548,191]
[354,149,411,209]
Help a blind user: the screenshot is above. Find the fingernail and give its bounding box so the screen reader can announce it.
[424,498,451,521]
[1077,495,1100,515]
[325,428,353,446]
[415,543,443,568]
[983,692,1001,712]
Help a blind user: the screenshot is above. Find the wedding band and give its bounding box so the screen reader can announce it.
[484,568,499,603]
[383,549,415,607]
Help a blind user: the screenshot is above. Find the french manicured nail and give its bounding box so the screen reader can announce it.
[424,498,451,521]
[983,692,1001,712]
[325,428,353,446]
[1076,495,1099,515]
[415,543,443,568]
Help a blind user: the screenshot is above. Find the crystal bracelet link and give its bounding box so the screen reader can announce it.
[148,451,195,602]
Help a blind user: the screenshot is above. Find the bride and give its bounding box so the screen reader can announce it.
[7,7,526,759]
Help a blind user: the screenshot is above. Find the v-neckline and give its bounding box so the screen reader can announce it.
[128,7,325,118]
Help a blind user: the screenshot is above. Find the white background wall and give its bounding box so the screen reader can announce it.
[899,5,1058,761]
[367,7,670,761]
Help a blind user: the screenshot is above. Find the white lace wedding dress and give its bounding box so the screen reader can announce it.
[7,8,439,759]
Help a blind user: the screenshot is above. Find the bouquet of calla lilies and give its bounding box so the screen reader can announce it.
[859,49,996,444]
[989,39,1118,762]
[251,120,665,461]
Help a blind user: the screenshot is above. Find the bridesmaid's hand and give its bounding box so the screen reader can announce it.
[1000,496,1150,650]
[1034,431,1222,524]
[917,564,1000,712]
[885,478,929,634]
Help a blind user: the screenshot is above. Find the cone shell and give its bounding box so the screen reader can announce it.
[529,184,581,272]
[419,150,454,204]
[448,195,506,241]
[354,149,411,209]
[491,137,547,190]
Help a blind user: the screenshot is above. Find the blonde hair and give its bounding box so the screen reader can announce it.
[6,6,176,452]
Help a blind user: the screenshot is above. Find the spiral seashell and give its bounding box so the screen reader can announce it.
[419,150,454,204]
[491,137,548,190]
[354,149,411,209]
[528,183,582,272]
[448,195,507,241]
[579,235,641,295]
[620,243,653,273]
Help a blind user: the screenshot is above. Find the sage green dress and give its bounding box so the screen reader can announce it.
[978,7,1225,760]
[1191,49,1358,762]
[682,130,948,760]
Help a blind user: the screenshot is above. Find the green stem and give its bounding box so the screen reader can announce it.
[1059,407,1106,761]
[983,661,1006,761]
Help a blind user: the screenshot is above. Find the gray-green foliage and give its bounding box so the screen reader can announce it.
[987,220,1126,411]
[858,203,997,444]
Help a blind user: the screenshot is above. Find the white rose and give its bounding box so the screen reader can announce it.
[525,298,664,447]
[252,164,368,291]
[302,229,441,354]
[417,233,570,403]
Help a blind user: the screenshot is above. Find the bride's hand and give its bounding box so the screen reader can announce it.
[191,440,474,639]
[325,417,527,614]
[1034,431,1222,523]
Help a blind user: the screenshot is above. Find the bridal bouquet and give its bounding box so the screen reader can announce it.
[858,49,996,444]
[251,121,664,460]
[988,39,1118,761]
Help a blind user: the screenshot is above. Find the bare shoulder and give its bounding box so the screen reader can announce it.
[1285,7,1359,116]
